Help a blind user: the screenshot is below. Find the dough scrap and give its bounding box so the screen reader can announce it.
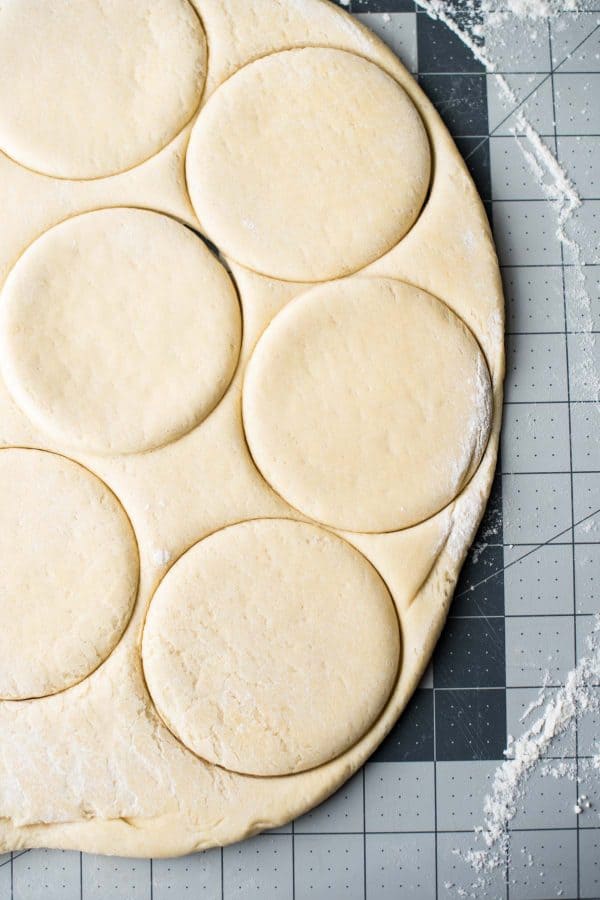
[0,448,139,700]
[0,0,207,180]
[0,208,242,455]
[186,47,431,282]
[142,518,400,776]
[243,277,493,533]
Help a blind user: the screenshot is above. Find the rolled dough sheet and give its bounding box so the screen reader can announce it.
[0,0,504,858]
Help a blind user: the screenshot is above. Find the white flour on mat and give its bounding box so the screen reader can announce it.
[469,618,600,867]
[480,0,582,25]
[415,0,599,407]
[411,2,600,896]
[443,619,600,898]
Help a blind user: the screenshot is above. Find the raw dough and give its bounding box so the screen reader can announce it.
[0,208,242,455]
[142,518,400,776]
[0,0,504,859]
[243,278,492,533]
[186,47,431,282]
[0,0,207,180]
[0,448,138,700]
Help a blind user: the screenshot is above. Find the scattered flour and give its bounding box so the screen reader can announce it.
[470,540,488,565]
[480,0,582,25]
[575,794,592,814]
[540,758,577,780]
[518,679,550,724]
[465,617,600,885]
[152,548,172,567]
[414,0,599,403]
[394,4,599,894]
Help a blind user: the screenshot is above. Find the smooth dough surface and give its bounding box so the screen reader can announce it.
[0,448,139,700]
[0,0,206,180]
[186,47,431,282]
[142,519,400,776]
[0,208,242,455]
[243,278,493,533]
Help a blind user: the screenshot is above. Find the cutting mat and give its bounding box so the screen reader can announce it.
[1,1,599,897]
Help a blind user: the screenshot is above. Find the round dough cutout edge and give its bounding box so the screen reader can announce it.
[142,518,401,776]
[0,0,207,179]
[186,47,431,282]
[0,208,243,456]
[0,448,139,700]
[242,277,493,533]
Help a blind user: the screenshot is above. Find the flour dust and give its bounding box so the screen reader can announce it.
[408,1,600,896]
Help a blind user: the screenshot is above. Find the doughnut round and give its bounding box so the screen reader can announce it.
[0,208,242,455]
[186,47,431,282]
[142,519,400,776]
[0,448,139,700]
[0,0,207,180]
[243,278,493,533]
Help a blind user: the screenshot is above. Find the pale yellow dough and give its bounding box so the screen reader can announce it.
[0,0,504,859]
[186,47,431,282]
[243,278,492,533]
[0,448,138,700]
[0,0,207,180]
[0,208,242,455]
[142,519,400,776]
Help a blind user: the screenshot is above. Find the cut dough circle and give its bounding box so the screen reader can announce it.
[0,0,206,180]
[0,448,139,701]
[142,518,400,776]
[186,47,431,282]
[243,278,493,534]
[0,208,242,456]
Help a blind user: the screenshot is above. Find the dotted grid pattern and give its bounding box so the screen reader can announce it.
[0,2,599,898]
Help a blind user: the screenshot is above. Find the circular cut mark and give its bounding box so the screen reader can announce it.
[0,0,206,180]
[142,519,400,776]
[243,278,493,533]
[0,448,139,700]
[186,48,431,282]
[0,208,242,455]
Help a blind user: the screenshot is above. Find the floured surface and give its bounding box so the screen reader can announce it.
[407,3,600,897]
[0,0,504,858]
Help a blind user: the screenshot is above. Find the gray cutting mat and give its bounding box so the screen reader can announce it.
[1,2,599,898]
